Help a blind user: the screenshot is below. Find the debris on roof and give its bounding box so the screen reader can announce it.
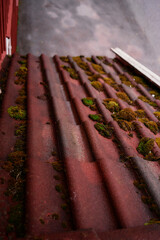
[0,52,160,239]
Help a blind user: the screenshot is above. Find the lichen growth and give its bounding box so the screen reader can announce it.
[91,63,105,74]
[137,137,154,156]
[60,56,69,62]
[154,112,160,120]
[89,114,103,122]
[138,96,157,107]
[112,108,137,121]
[103,98,119,112]
[116,92,133,105]
[94,123,113,138]
[103,77,119,90]
[8,106,26,120]
[91,81,103,91]
[62,65,78,80]
[135,109,146,118]
[119,74,133,87]
[82,97,96,110]
[88,74,101,82]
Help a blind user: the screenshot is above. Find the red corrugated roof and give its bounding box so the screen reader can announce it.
[0,53,160,239]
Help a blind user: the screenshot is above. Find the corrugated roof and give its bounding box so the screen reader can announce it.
[0,53,160,239]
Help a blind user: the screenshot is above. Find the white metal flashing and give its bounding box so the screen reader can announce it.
[111,47,160,88]
[6,37,12,56]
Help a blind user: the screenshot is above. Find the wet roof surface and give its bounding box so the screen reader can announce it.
[0,53,160,238]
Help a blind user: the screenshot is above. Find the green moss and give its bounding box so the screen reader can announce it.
[137,137,154,156]
[18,60,27,65]
[103,98,119,112]
[116,92,133,105]
[94,123,113,138]
[91,63,105,74]
[117,120,133,131]
[15,123,26,137]
[15,96,26,107]
[156,138,160,148]
[85,71,93,76]
[96,56,104,60]
[82,97,94,106]
[52,213,59,220]
[52,161,63,172]
[73,56,90,71]
[144,121,158,134]
[15,66,27,79]
[138,96,157,107]
[112,108,137,121]
[88,74,101,82]
[60,56,69,62]
[154,112,160,120]
[103,77,119,90]
[7,203,24,237]
[19,86,26,96]
[144,219,160,226]
[89,114,103,122]
[133,76,148,87]
[61,203,68,210]
[91,81,103,91]
[62,65,79,79]
[135,109,146,118]
[119,74,133,87]
[86,57,93,62]
[8,106,26,120]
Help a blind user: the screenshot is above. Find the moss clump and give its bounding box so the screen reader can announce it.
[8,106,26,120]
[15,66,27,79]
[91,63,105,74]
[14,78,26,85]
[103,77,119,91]
[116,92,133,105]
[155,138,160,148]
[86,57,93,62]
[88,74,101,82]
[154,112,160,120]
[117,120,133,131]
[94,123,113,138]
[19,86,26,96]
[7,203,24,237]
[18,60,27,65]
[137,137,154,156]
[15,96,26,107]
[89,114,103,122]
[96,56,104,60]
[119,74,133,87]
[103,98,119,112]
[52,161,63,172]
[135,109,146,118]
[82,97,96,110]
[62,65,78,80]
[112,108,137,121]
[149,90,160,100]
[133,180,146,190]
[15,123,26,138]
[60,56,69,62]
[73,56,90,72]
[91,81,103,91]
[14,139,25,151]
[133,76,148,87]
[138,96,157,107]
[144,121,158,134]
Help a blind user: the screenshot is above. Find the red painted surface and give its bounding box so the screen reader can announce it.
[0,0,18,69]
[1,53,160,238]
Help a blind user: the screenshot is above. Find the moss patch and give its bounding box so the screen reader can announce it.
[96,56,104,60]
[73,56,90,72]
[144,121,158,134]
[103,98,119,112]
[103,77,119,90]
[8,106,26,120]
[86,57,93,62]
[91,63,105,74]
[89,114,103,122]
[135,109,146,118]
[82,97,96,110]
[112,108,137,121]
[116,92,133,105]
[154,112,160,120]
[88,74,101,82]
[133,76,148,88]
[149,90,160,100]
[156,138,160,148]
[119,74,133,87]
[117,120,133,131]
[60,56,69,62]
[94,123,113,138]
[62,65,78,80]
[138,96,157,107]
[137,137,154,156]
[15,96,26,107]
[91,81,103,91]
